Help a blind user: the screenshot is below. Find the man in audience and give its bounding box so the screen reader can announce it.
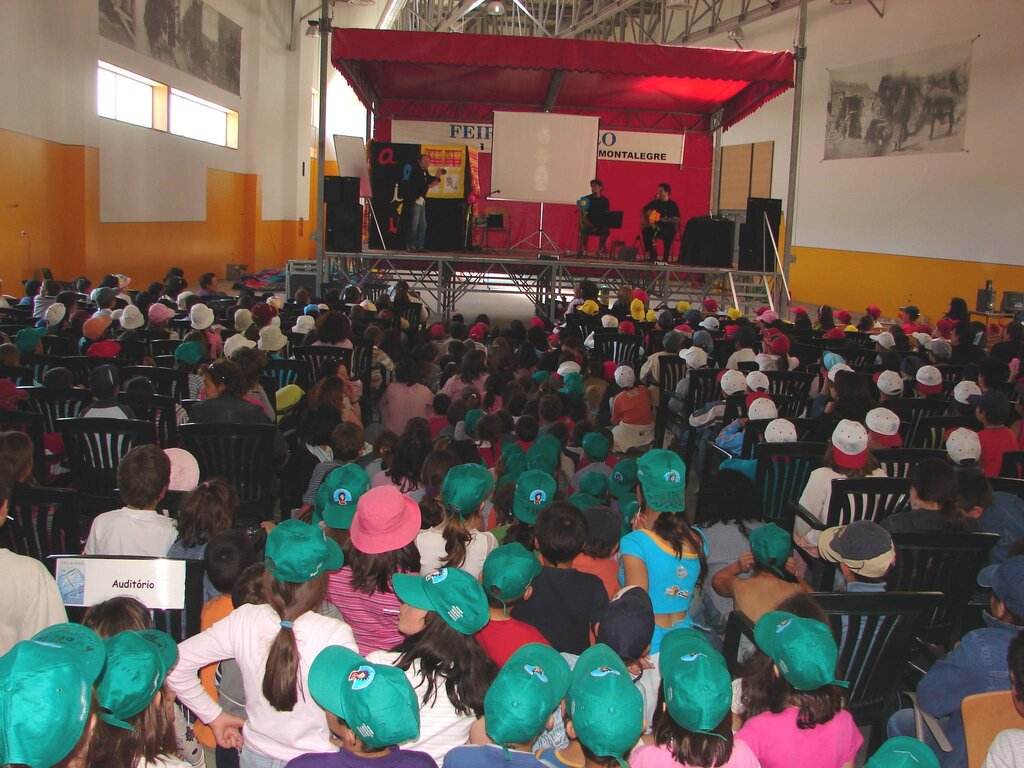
[968,390,1017,477]
[955,467,1024,564]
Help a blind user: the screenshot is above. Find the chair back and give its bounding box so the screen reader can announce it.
[990,477,1024,502]
[55,555,205,642]
[754,442,827,529]
[936,364,966,385]
[722,393,794,425]
[20,354,64,384]
[62,357,122,387]
[19,386,93,433]
[0,364,35,386]
[117,393,179,448]
[962,691,1024,768]
[0,486,82,570]
[57,418,155,513]
[151,339,182,358]
[121,365,190,402]
[885,398,950,446]
[39,335,77,357]
[887,530,998,648]
[871,448,947,478]
[397,302,425,334]
[293,345,353,381]
[825,476,911,527]
[595,335,642,369]
[658,356,687,395]
[179,423,278,521]
[1000,451,1024,479]
[682,368,721,417]
[0,410,47,482]
[263,358,312,392]
[764,371,814,417]
[911,415,978,449]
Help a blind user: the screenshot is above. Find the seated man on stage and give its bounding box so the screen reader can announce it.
[642,182,681,262]
[577,178,611,257]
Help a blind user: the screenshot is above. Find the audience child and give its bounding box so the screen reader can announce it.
[0,429,35,484]
[475,543,550,666]
[379,358,435,436]
[715,395,778,455]
[374,567,496,763]
[417,463,497,577]
[511,502,609,654]
[884,458,963,532]
[84,444,177,556]
[168,520,357,765]
[167,479,238,561]
[288,645,436,768]
[302,422,367,508]
[865,407,903,450]
[955,467,1024,563]
[864,738,939,768]
[444,644,570,767]
[712,523,810,623]
[980,629,1024,768]
[330,484,421,655]
[818,520,895,592]
[737,611,862,768]
[573,505,622,597]
[505,469,556,550]
[947,426,982,468]
[887,556,1024,767]
[610,365,654,453]
[631,629,761,768]
[80,363,135,418]
[620,449,706,654]
[969,390,1017,477]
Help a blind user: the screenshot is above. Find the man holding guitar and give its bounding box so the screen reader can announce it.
[642,183,681,262]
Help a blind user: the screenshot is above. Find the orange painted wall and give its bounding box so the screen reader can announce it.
[1,127,317,286]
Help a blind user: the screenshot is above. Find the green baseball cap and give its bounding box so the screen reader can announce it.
[483,543,542,601]
[513,470,557,523]
[441,463,495,517]
[753,611,848,692]
[392,567,489,634]
[174,340,203,364]
[659,629,731,735]
[485,643,572,746]
[265,518,344,583]
[568,492,602,512]
[97,630,178,730]
[865,737,940,768]
[569,644,644,763]
[502,443,525,462]
[749,523,792,578]
[532,370,552,384]
[559,372,584,398]
[14,326,47,354]
[579,472,609,499]
[618,499,640,531]
[0,626,105,768]
[637,450,686,513]
[464,408,484,437]
[314,464,371,529]
[608,459,638,499]
[498,451,528,486]
[582,432,611,462]
[309,645,420,749]
[527,442,559,474]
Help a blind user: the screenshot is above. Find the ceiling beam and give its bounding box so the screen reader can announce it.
[436,0,485,33]
[671,0,814,44]
[555,0,646,39]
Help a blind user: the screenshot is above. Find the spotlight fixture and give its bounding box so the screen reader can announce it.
[305,19,320,37]
[486,0,505,15]
[726,27,745,41]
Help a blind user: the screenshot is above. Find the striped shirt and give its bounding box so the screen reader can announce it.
[326,566,404,655]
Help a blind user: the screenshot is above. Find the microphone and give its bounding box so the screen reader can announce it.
[488,189,501,196]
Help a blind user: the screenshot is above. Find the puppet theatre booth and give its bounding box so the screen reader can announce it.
[327,29,794,313]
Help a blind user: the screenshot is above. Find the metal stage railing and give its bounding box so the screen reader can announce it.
[324,250,782,320]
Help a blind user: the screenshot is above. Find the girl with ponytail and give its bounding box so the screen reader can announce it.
[416,463,498,578]
[167,520,356,768]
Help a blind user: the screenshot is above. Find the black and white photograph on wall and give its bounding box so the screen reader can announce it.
[825,40,972,160]
[99,0,242,96]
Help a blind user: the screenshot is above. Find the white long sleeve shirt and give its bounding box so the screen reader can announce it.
[795,466,887,544]
[166,602,357,761]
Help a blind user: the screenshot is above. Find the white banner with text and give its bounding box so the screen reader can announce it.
[54,557,187,609]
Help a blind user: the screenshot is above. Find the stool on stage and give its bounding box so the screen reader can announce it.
[471,210,511,254]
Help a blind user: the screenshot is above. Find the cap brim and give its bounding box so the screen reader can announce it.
[870,431,903,448]
[30,624,106,684]
[309,645,363,718]
[977,563,997,589]
[323,537,344,572]
[98,710,135,731]
[136,630,179,674]
[817,528,842,566]
[392,573,433,612]
[833,447,868,470]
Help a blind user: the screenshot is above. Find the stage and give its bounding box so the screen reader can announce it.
[323,249,782,321]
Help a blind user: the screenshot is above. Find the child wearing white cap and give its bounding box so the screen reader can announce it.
[795,420,887,552]
[947,427,982,467]
[678,370,749,473]
[668,345,710,416]
[715,396,778,456]
[611,365,653,453]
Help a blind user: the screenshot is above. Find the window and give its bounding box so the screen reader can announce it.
[96,61,237,149]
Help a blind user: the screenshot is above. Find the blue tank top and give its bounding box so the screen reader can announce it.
[618,528,707,615]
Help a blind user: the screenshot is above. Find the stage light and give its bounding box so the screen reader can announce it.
[727,27,745,41]
[486,1,505,15]
[306,19,320,37]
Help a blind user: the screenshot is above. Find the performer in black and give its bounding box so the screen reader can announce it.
[577,178,611,257]
[404,154,442,252]
[641,183,681,262]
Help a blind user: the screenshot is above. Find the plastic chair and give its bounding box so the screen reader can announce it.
[19,386,93,433]
[151,339,182,358]
[0,364,34,386]
[721,393,795,425]
[911,415,978,450]
[999,451,1024,479]
[179,423,278,522]
[872,448,947,478]
[62,357,122,387]
[887,530,998,649]
[886,398,951,447]
[57,417,155,515]
[653,357,686,449]
[117,393,180,448]
[679,368,723,477]
[0,486,82,571]
[57,555,205,642]
[0,410,47,483]
[754,442,827,530]
[962,691,1024,768]
[764,370,814,417]
[936,364,966,386]
[723,591,942,746]
[39,335,76,357]
[293,345,352,381]
[989,477,1024,502]
[594,335,643,370]
[263,358,312,392]
[120,366,190,403]
[20,354,64,384]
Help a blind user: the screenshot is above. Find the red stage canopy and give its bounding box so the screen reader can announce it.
[331,29,794,133]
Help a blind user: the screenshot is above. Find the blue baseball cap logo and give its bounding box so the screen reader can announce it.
[524,664,549,683]
[530,489,547,505]
[664,470,681,484]
[590,666,621,678]
[679,652,706,663]
[427,569,449,584]
[332,488,352,506]
[775,618,792,634]
[348,665,375,690]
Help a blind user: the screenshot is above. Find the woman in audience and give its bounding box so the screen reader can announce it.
[231,346,274,421]
[307,370,361,428]
[312,310,354,350]
[0,430,35,485]
[378,358,434,436]
[815,305,836,331]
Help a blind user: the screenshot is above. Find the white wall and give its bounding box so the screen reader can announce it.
[712,0,1024,265]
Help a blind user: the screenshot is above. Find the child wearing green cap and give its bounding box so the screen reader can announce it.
[368,567,497,764]
[631,629,760,768]
[570,430,614,491]
[168,520,358,765]
[285,646,437,768]
[416,463,498,578]
[476,544,551,666]
[444,644,571,767]
[711,522,810,624]
[736,611,861,768]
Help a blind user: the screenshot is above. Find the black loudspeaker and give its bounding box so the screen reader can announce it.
[325,176,361,206]
[325,202,363,253]
[424,200,466,252]
[739,197,782,271]
[680,216,734,267]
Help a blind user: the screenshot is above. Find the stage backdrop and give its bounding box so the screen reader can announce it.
[380,119,712,254]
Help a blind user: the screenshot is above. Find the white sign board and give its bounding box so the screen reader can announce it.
[54,557,187,610]
[391,120,684,165]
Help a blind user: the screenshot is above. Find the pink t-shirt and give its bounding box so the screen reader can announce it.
[377,382,434,436]
[630,740,761,768]
[325,567,404,655]
[736,707,861,768]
